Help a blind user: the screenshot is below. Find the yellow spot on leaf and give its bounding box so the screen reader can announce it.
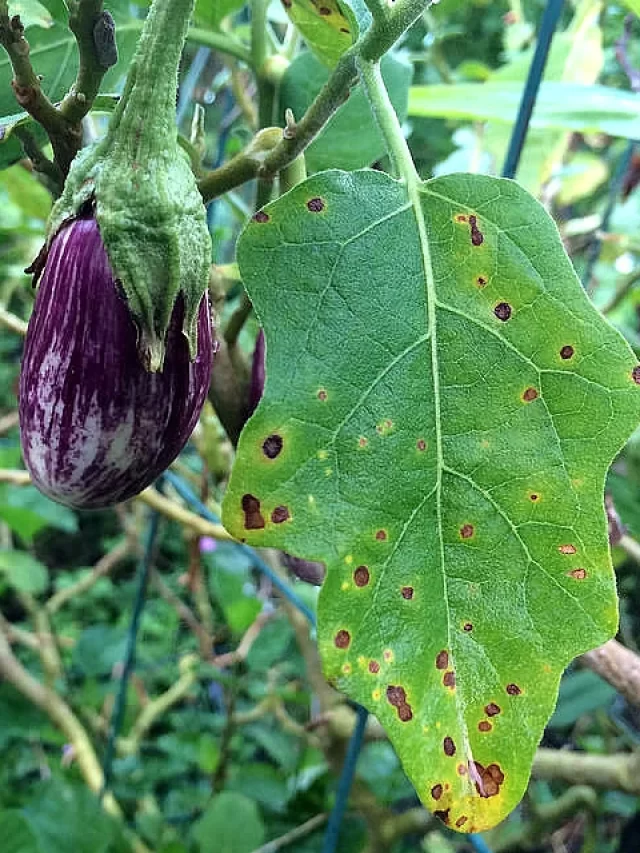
[317,449,328,460]
[342,663,351,675]
[372,689,381,701]
[344,554,353,565]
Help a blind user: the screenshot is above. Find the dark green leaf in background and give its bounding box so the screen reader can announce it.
[223,169,640,830]
[0,550,48,594]
[279,51,411,172]
[191,792,265,853]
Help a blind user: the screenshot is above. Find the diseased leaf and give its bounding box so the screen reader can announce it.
[280,0,370,68]
[223,169,640,831]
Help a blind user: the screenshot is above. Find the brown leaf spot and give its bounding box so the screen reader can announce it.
[494,302,512,321]
[443,671,456,689]
[358,436,368,448]
[471,761,505,798]
[334,629,350,649]
[463,622,473,632]
[522,387,538,402]
[559,544,576,555]
[339,26,349,32]
[569,567,587,580]
[416,438,427,451]
[281,0,292,7]
[307,197,325,212]
[478,720,492,733]
[560,345,574,359]
[318,5,331,13]
[469,214,484,246]
[241,494,265,530]
[271,505,290,524]
[398,704,413,722]
[455,816,468,828]
[435,650,449,670]
[353,565,370,587]
[386,685,407,706]
[476,275,487,287]
[368,660,380,674]
[262,434,283,459]
[455,214,468,223]
[252,210,269,223]
[457,763,467,776]
[443,736,456,756]
[383,649,393,662]
[431,784,443,801]
[434,808,451,825]
[317,388,328,401]
[485,702,501,717]
[633,365,640,384]
[401,586,414,600]
[386,685,413,721]
[460,523,474,539]
[506,683,522,696]
[375,529,387,541]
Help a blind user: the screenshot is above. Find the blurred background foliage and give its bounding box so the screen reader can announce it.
[3,0,640,851]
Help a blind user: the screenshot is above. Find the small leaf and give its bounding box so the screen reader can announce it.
[0,551,48,594]
[224,169,640,830]
[280,0,369,68]
[191,792,265,853]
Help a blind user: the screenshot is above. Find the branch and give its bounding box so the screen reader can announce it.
[60,3,118,124]
[0,8,81,173]
[0,623,121,816]
[533,747,640,793]
[150,568,213,660]
[579,638,640,708]
[138,487,233,540]
[119,655,198,755]
[249,814,327,853]
[46,539,134,614]
[0,304,27,336]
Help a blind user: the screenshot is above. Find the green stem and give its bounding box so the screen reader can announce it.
[110,0,195,151]
[279,154,307,194]
[187,25,252,66]
[356,57,418,185]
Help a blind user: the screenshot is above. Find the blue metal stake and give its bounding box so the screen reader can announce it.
[502,0,565,179]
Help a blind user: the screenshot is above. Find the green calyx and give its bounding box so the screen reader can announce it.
[47,0,211,372]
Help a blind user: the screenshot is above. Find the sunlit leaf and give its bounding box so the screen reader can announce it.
[223,169,640,830]
[280,0,370,68]
[408,82,640,139]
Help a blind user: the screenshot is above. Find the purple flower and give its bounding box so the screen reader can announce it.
[19,216,214,509]
[199,535,217,553]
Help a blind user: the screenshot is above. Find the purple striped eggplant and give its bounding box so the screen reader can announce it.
[19,216,213,509]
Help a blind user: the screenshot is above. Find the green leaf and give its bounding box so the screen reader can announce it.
[408,81,640,139]
[0,551,48,594]
[0,810,40,853]
[223,169,640,830]
[0,484,78,543]
[191,792,265,853]
[193,0,245,29]
[278,51,411,172]
[281,0,369,68]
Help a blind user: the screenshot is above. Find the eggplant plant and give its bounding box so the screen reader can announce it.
[1,0,640,849]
